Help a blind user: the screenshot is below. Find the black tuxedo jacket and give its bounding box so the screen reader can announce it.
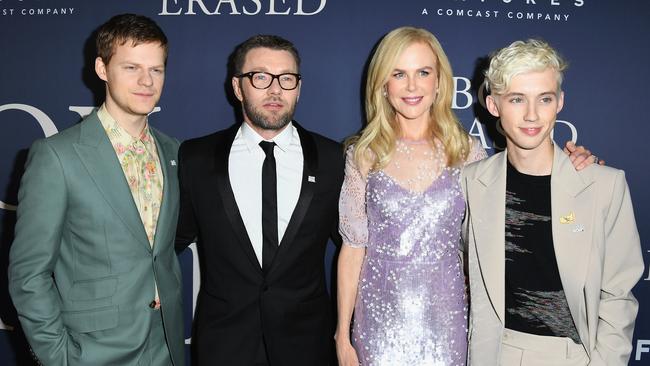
[176,122,344,366]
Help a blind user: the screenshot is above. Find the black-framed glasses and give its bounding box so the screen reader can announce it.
[236,71,301,90]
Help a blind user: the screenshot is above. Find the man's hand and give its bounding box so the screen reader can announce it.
[564,141,604,171]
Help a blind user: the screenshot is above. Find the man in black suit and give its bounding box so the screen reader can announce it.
[175,35,343,366]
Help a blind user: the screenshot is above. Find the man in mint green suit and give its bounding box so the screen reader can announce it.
[8,14,184,365]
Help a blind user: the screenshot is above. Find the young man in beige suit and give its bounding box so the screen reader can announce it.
[463,39,643,366]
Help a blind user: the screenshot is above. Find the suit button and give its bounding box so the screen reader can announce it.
[261,285,269,292]
[149,301,157,309]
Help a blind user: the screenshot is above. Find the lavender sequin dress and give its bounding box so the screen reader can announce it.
[340,140,486,366]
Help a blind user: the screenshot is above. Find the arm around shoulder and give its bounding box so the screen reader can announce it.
[174,141,199,252]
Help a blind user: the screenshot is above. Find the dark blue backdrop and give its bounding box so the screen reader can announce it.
[1,1,649,364]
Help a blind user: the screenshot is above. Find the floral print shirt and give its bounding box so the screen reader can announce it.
[97,105,164,247]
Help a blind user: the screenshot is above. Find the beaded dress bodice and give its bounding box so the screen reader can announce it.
[339,138,486,366]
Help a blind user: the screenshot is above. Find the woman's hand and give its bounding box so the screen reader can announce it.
[336,244,366,365]
[336,336,360,366]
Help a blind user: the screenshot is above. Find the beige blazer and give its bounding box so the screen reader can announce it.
[462,144,643,366]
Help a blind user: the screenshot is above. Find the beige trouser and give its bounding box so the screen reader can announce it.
[500,328,589,366]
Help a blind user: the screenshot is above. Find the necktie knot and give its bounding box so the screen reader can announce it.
[259,141,276,157]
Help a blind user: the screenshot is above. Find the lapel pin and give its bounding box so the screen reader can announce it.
[559,211,575,224]
[572,224,585,233]
[308,176,316,183]
[170,160,177,166]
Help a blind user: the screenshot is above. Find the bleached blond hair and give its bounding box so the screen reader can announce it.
[485,39,567,95]
[348,26,470,170]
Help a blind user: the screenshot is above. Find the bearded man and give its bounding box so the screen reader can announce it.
[175,35,343,366]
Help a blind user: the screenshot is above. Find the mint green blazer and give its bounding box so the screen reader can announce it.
[9,112,184,365]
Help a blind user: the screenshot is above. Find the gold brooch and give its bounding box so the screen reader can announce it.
[560,212,575,224]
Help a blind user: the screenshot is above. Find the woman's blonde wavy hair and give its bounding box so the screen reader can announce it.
[348,26,470,170]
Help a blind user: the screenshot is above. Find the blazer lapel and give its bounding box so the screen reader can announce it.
[152,131,179,255]
[215,124,263,273]
[468,152,507,323]
[73,113,151,252]
[550,144,594,338]
[266,122,316,278]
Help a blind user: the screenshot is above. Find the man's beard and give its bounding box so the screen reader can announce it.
[242,96,296,131]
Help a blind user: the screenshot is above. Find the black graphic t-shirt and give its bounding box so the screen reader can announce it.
[504,161,581,344]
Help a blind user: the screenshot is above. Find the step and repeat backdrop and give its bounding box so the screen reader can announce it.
[1,0,649,364]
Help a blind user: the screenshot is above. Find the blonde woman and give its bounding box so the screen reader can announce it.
[334,26,485,366]
[335,27,593,366]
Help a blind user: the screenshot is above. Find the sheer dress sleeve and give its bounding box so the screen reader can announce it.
[338,147,369,248]
[464,137,488,166]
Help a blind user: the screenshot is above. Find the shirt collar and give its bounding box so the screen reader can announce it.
[97,104,153,145]
[240,121,296,153]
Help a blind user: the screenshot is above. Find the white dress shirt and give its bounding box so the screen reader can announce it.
[229,122,304,266]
